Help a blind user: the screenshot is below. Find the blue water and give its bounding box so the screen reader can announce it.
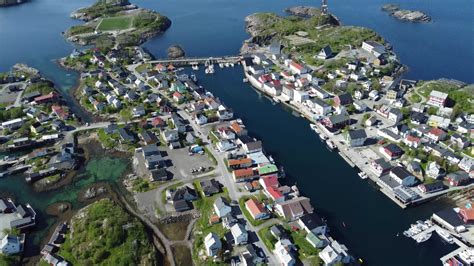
[0,0,472,264]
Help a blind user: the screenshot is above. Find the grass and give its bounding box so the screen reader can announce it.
[172,244,193,266]
[157,221,190,241]
[46,174,62,183]
[203,146,218,166]
[132,178,159,192]
[97,16,133,31]
[59,199,156,265]
[290,230,320,259]
[257,226,278,250]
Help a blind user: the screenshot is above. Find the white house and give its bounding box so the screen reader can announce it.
[161,129,179,143]
[288,61,308,75]
[204,232,222,257]
[345,129,367,147]
[319,240,351,265]
[230,223,248,245]
[306,98,331,116]
[274,239,296,266]
[194,113,208,125]
[293,90,309,103]
[312,87,329,99]
[361,41,386,57]
[214,197,232,218]
[427,161,442,178]
[0,235,21,255]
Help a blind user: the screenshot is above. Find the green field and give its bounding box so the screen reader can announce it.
[97,16,133,31]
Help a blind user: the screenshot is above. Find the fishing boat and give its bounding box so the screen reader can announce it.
[436,229,454,244]
[358,171,368,179]
[326,140,337,151]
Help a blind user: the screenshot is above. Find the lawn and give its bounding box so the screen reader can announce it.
[98,16,133,31]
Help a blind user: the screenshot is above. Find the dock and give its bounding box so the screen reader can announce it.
[147,55,243,67]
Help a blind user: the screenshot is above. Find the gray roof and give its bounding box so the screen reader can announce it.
[348,129,367,140]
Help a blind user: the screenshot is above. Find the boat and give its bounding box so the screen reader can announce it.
[414,232,432,243]
[309,123,318,132]
[219,63,224,68]
[225,62,230,67]
[272,97,280,103]
[319,133,328,141]
[326,140,337,151]
[358,171,368,179]
[436,229,454,244]
[243,78,248,83]
[190,74,197,82]
[230,63,234,67]
[192,64,199,71]
[269,155,275,164]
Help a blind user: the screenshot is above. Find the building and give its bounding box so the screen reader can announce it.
[446,171,470,186]
[0,235,21,255]
[274,239,296,266]
[317,45,333,60]
[361,41,386,57]
[275,197,313,221]
[214,197,232,218]
[379,143,403,160]
[427,90,448,107]
[245,198,269,220]
[334,93,353,107]
[370,158,392,176]
[417,181,444,194]
[227,158,253,170]
[199,179,221,197]
[204,232,222,257]
[306,232,328,249]
[232,168,257,182]
[230,223,248,245]
[319,240,351,265]
[298,213,327,235]
[345,129,367,147]
[389,166,418,187]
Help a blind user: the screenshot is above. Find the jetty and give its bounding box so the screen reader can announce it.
[146,55,243,67]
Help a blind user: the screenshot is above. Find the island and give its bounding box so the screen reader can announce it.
[381,4,431,23]
[0,0,26,7]
[65,0,171,48]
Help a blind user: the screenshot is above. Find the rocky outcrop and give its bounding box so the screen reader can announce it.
[167,45,185,59]
[285,6,322,18]
[382,4,431,23]
[0,0,26,7]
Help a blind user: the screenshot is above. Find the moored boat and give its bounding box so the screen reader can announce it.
[436,229,454,244]
[326,140,337,151]
[358,171,368,179]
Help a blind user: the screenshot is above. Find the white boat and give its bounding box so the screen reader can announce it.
[358,171,368,179]
[230,63,234,67]
[319,133,328,141]
[225,62,230,67]
[310,124,318,132]
[272,97,280,103]
[219,63,224,68]
[414,232,432,243]
[191,74,197,82]
[436,229,454,244]
[326,140,337,151]
[192,65,199,70]
[243,78,248,83]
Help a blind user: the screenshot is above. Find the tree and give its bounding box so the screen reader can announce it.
[119,108,132,124]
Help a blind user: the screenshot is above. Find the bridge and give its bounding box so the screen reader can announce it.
[146,55,243,66]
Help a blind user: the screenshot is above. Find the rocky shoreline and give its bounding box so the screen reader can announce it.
[382,4,431,23]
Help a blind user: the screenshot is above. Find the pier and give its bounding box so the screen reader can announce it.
[146,55,243,67]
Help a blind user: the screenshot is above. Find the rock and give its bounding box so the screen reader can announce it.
[57,203,69,213]
[83,187,96,199]
[382,4,431,23]
[167,45,185,59]
[285,6,322,17]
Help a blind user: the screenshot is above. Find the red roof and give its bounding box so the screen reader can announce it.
[266,186,284,200]
[34,92,57,103]
[151,117,165,127]
[230,121,243,133]
[173,92,182,98]
[460,208,474,222]
[228,158,252,167]
[406,135,421,143]
[260,175,279,188]
[51,105,68,120]
[429,127,446,136]
[245,198,266,217]
[290,61,304,71]
[234,168,255,178]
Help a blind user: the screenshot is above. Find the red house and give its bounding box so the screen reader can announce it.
[459,208,474,223]
[34,92,58,104]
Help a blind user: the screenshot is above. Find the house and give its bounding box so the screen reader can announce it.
[365,115,377,127]
[173,91,184,103]
[369,90,380,100]
[370,158,392,176]
[428,115,451,129]
[427,90,448,107]
[313,87,329,99]
[259,175,280,190]
[34,92,58,105]
[457,121,472,134]
[265,186,285,203]
[217,106,234,120]
[170,113,186,133]
[322,113,350,129]
[410,111,427,125]
[167,186,198,203]
[389,166,418,187]
[242,140,263,154]
[227,158,253,170]
[217,127,236,140]
[230,223,248,245]
[1,118,24,130]
[417,181,444,194]
[403,134,421,148]
[239,244,264,266]
[293,90,309,103]
[258,164,278,177]
[353,101,367,112]
[379,143,403,160]
[200,179,221,197]
[298,213,327,235]
[319,240,351,265]
[334,93,352,107]
[345,129,367,147]
[245,198,269,220]
[451,134,470,149]
[204,232,222,257]
[306,232,328,249]
[446,171,470,186]
[232,168,257,182]
[426,127,447,142]
[194,113,208,125]
[459,208,474,223]
[274,239,296,266]
[132,105,146,117]
[216,140,236,152]
[317,45,333,60]
[361,41,386,57]
[161,129,179,143]
[214,197,232,218]
[150,168,168,182]
[275,197,313,221]
[140,131,158,145]
[458,157,473,176]
[427,161,442,178]
[230,121,248,136]
[118,127,135,143]
[388,108,403,123]
[306,98,331,116]
[51,105,69,120]
[289,61,307,75]
[0,235,21,255]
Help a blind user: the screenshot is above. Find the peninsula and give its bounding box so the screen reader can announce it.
[381,4,431,23]
[65,0,171,48]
